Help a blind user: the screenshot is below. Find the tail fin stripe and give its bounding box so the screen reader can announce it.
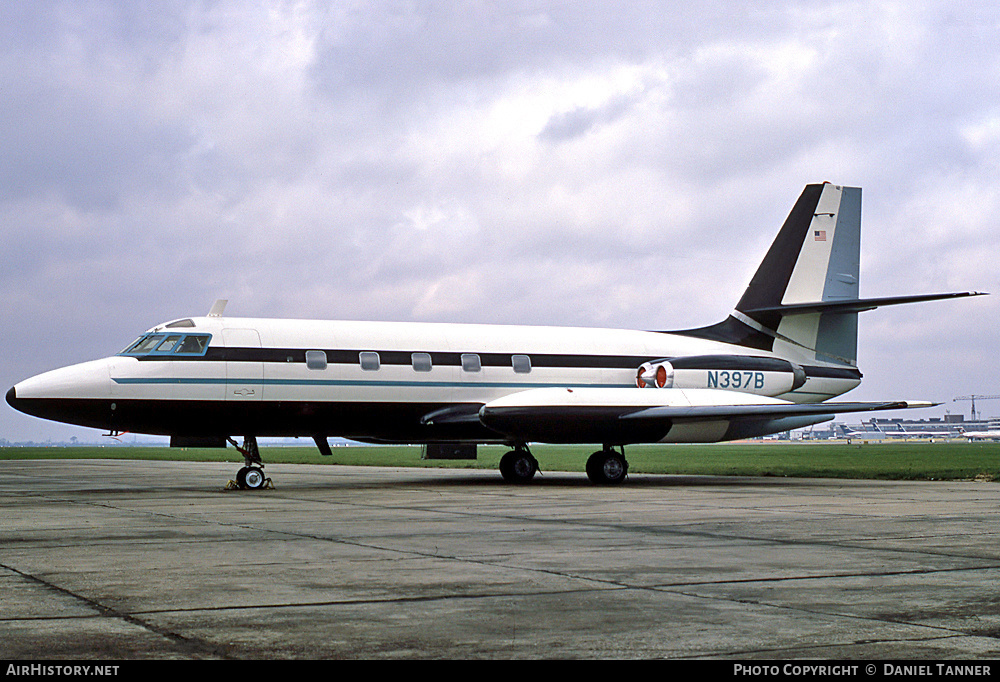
[730,309,858,364]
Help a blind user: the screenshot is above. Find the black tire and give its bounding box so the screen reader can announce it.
[586,450,628,485]
[499,450,538,484]
[242,467,266,490]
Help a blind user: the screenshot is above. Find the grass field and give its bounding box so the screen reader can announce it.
[3,441,999,481]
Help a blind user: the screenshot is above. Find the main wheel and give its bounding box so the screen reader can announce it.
[499,450,538,484]
[586,450,628,485]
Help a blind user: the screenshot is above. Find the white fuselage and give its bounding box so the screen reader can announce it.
[9,315,861,445]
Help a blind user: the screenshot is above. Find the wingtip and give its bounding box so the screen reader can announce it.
[898,400,939,409]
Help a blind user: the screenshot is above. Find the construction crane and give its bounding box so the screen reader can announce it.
[954,395,1000,421]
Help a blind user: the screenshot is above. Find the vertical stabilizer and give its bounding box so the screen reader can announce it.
[679,183,863,366]
[745,183,861,365]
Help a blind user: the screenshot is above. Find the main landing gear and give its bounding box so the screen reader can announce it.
[586,447,629,485]
[498,444,630,485]
[499,446,539,484]
[226,436,272,490]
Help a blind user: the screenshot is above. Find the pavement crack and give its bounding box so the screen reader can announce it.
[0,562,232,659]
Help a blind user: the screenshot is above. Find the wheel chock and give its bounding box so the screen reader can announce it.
[223,477,275,491]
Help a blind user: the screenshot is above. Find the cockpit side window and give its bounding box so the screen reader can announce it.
[174,335,210,354]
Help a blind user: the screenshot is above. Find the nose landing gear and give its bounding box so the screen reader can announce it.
[226,436,272,490]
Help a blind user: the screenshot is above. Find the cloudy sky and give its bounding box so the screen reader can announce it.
[3,1,998,443]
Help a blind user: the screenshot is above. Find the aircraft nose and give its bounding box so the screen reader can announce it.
[7,360,115,428]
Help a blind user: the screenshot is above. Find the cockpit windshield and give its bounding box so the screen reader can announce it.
[118,333,212,357]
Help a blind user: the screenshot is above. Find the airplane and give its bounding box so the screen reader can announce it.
[6,183,986,488]
[878,422,958,439]
[958,426,1000,442]
[837,417,973,441]
[834,422,881,440]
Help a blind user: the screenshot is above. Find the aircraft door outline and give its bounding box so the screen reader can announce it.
[223,328,263,401]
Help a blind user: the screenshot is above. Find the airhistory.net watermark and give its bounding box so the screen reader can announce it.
[6,665,119,677]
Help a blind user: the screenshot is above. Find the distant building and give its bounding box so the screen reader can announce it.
[795,415,997,440]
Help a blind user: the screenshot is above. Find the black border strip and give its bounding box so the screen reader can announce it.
[135,346,861,380]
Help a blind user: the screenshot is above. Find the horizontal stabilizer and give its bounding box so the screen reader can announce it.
[676,184,985,367]
[744,291,987,316]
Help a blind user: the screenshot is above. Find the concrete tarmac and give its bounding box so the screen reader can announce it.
[1,458,999,660]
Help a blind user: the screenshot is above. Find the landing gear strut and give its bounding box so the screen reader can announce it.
[499,445,538,484]
[586,447,629,485]
[227,436,271,490]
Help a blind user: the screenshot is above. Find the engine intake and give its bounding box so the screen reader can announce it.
[635,355,807,396]
[636,361,674,388]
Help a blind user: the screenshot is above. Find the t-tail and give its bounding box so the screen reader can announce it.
[679,182,985,366]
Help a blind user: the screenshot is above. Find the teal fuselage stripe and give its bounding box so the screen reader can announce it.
[112,377,636,389]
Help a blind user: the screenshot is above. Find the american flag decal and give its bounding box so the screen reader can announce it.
[814,230,827,241]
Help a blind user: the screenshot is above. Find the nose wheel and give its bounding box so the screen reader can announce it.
[226,436,272,490]
[236,465,268,490]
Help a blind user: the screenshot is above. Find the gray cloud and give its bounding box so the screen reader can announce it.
[3,0,998,442]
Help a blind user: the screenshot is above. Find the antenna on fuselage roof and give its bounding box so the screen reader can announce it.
[207,299,228,317]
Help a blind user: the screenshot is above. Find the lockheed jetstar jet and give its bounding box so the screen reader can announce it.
[7,183,985,488]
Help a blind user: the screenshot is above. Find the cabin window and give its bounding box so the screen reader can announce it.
[411,353,432,372]
[512,354,532,374]
[359,352,380,371]
[461,353,481,372]
[305,350,328,370]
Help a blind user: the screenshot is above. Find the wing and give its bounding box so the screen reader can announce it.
[476,387,936,444]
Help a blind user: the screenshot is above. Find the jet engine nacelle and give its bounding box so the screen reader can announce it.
[636,355,807,397]
[636,361,675,389]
